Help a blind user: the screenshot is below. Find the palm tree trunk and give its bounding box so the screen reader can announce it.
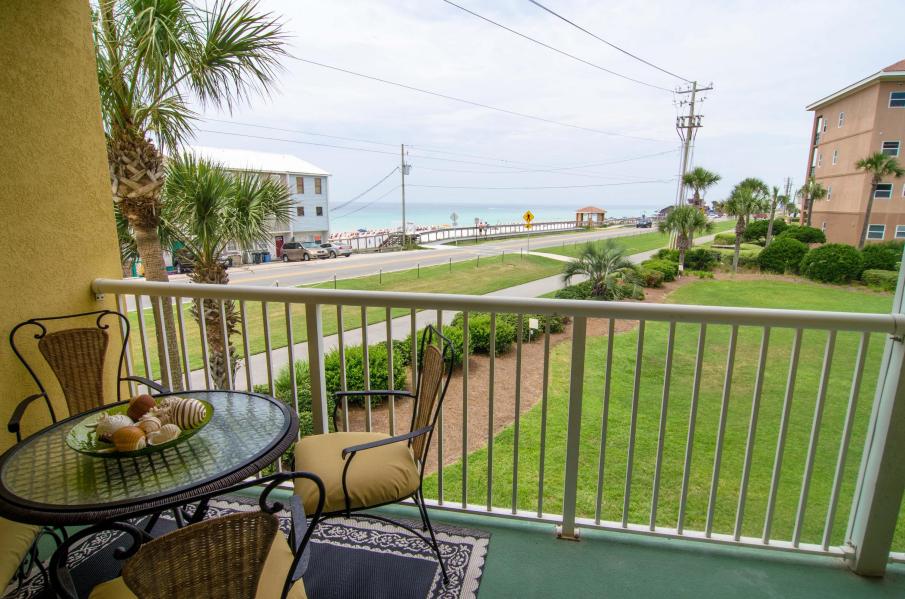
[857,183,878,250]
[732,217,745,272]
[805,197,813,226]
[191,264,237,389]
[678,248,686,274]
[765,203,777,247]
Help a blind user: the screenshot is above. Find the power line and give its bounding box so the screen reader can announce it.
[440,0,672,93]
[409,179,674,190]
[331,167,400,211]
[527,0,692,83]
[293,57,667,142]
[333,185,402,218]
[204,118,398,149]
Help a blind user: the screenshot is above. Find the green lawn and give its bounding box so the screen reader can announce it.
[130,254,563,378]
[543,219,737,258]
[423,279,904,549]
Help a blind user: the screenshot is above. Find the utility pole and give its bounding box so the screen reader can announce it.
[400,144,408,248]
[783,177,793,218]
[675,81,713,206]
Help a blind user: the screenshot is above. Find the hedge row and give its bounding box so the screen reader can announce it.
[862,269,897,291]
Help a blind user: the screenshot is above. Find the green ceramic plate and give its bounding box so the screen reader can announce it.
[65,399,214,458]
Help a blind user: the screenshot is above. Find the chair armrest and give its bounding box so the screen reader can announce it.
[341,425,432,458]
[332,390,415,431]
[122,375,170,394]
[8,393,52,441]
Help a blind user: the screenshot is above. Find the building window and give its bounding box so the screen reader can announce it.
[827,185,832,200]
[315,178,323,194]
[890,92,905,108]
[832,149,838,165]
[816,151,822,167]
[875,183,893,199]
[295,176,304,194]
[882,141,900,157]
[867,224,886,240]
[296,206,305,216]
[838,112,845,127]
[896,226,905,239]
[821,221,827,232]
[316,206,324,216]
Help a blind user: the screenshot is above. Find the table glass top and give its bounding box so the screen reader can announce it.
[0,391,289,509]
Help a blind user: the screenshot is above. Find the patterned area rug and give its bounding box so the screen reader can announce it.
[3,497,489,599]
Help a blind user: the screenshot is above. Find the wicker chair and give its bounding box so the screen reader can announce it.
[51,472,326,599]
[8,310,167,441]
[293,325,455,582]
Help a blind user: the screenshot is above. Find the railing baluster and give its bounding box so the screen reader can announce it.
[650,321,676,530]
[559,316,587,540]
[196,298,213,389]
[706,324,739,537]
[386,307,395,435]
[305,302,328,435]
[219,300,233,391]
[175,297,192,391]
[763,328,803,543]
[117,295,137,397]
[734,327,771,540]
[677,323,707,534]
[285,303,300,438]
[487,312,496,510]
[538,318,553,518]
[337,306,348,432]
[134,294,153,383]
[361,306,371,432]
[152,297,173,391]
[823,332,870,550]
[410,309,418,392]
[462,311,470,509]
[261,302,275,396]
[437,309,444,505]
[512,314,524,514]
[622,320,646,527]
[793,330,837,547]
[594,318,615,524]
[239,301,252,392]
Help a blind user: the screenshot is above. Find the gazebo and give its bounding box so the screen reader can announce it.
[575,205,606,227]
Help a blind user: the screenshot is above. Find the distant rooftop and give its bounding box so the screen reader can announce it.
[576,206,605,214]
[806,59,905,110]
[188,146,330,176]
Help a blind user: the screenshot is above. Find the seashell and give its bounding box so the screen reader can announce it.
[137,415,162,435]
[95,414,134,441]
[111,426,146,452]
[148,404,171,426]
[126,394,156,421]
[147,423,181,445]
[169,398,207,429]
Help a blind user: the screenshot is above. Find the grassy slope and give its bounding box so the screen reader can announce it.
[423,280,902,548]
[129,254,562,378]
[543,219,737,258]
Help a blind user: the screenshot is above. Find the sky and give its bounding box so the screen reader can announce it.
[192,0,905,226]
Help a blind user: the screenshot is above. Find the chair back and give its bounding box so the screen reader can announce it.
[122,511,278,599]
[10,311,129,418]
[409,325,454,463]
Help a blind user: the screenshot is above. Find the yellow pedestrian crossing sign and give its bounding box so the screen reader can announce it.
[523,210,534,229]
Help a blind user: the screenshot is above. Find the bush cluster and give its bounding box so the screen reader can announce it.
[758,237,808,274]
[861,269,898,291]
[641,258,678,282]
[713,232,736,246]
[799,243,864,283]
[861,241,904,271]
[638,268,664,288]
[743,219,788,243]
[778,225,826,244]
[653,247,718,271]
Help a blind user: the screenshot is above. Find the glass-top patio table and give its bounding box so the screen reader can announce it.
[0,390,298,526]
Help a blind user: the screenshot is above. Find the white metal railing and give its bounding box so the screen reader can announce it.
[92,277,905,575]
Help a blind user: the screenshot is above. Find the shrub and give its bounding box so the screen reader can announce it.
[757,237,808,274]
[653,248,679,262]
[465,312,516,355]
[641,258,678,282]
[684,248,719,271]
[554,280,596,300]
[686,270,714,279]
[713,232,736,246]
[861,269,898,291]
[861,241,904,271]
[616,282,644,300]
[639,268,664,288]
[742,218,788,243]
[799,243,864,283]
[779,225,826,244]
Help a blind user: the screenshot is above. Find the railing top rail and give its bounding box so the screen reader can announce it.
[93,278,904,334]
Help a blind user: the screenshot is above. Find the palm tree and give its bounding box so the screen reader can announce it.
[764,186,790,247]
[658,205,713,273]
[724,178,769,272]
[94,0,287,389]
[162,154,292,389]
[796,177,827,227]
[682,167,721,209]
[562,241,640,300]
[855,152,905,249]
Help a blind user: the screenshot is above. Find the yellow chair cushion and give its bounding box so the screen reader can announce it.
[88,532,306,599]
[294,432,420,514]
[0,518,40,588]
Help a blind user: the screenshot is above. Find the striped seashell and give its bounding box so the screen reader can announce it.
[169,398,207,429]
[112,426,146,452]
[137,415,162,435]
[147,423,181,445]
[96,414,134,441]
[148,404,172,426]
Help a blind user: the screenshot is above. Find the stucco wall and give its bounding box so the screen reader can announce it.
[0,0,122,452]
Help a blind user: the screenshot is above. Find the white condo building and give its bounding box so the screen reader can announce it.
[190,146,331,258]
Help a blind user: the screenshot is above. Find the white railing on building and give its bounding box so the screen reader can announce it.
[92,277,905,576]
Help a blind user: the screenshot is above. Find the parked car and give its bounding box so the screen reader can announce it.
[636,218,653,228]
[281,241,328,262]
[320,242,352,258]
[172,249,231,274]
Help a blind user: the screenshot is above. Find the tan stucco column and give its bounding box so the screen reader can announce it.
[0,0,122,452]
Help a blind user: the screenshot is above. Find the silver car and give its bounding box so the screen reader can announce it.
[320,243,352,258]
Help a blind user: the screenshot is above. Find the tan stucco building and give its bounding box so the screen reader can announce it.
[803,60,905,245]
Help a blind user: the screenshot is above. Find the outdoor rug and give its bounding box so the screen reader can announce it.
[3,496,489,599]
